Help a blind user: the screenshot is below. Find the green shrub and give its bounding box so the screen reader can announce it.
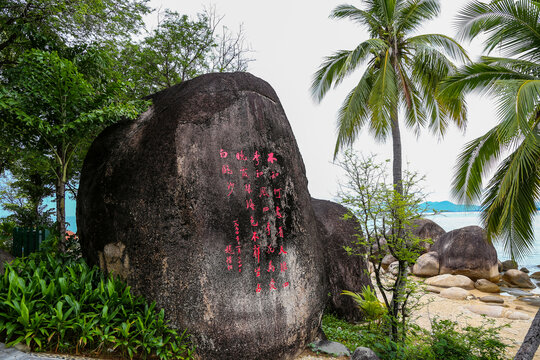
[0,252,194,359]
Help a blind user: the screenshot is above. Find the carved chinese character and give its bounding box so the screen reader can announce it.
[225,245,234,254]
[226,256,233,271]
[273,188,281,198]
[236,245,242,254]
[271,171,279,179]
[280,262,288,272]
[266,245,275,254]
[246,199,255,210]
[245,184,252,194]
[256,283,262,293]
[256,170,264,178]
[220,149,228,158]
[222,165,233,175]
[263,206,270,212]
[279,245,287,255]
[253,151,261,165]
[237,258,242,273]
[236,150,247,161]
[267,260,275,272]
[266,222,271,236]
[240,168,249,178]
[278,226,283,238]
[227,182,234,196]
[254,266,261,277]
[283,282,290,288]
[253,245,260,263]
[268,152,277,164]
[259,187,269,198]
[270,278,277,290]
[251,231,259,242]
[276,206,283,218]
[250,216,258,227]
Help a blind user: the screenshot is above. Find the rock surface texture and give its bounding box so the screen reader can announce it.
[77,73,327,360]
[311,198,371,322]
[351,347,380,360]
[474,279,500,293]
[424,274,475,289]
[409,218,446,253]
[439,287,470,300]
[430,226,499,281]
[502,269,535,289]
[412,251,439,277]
[0,249,14,274]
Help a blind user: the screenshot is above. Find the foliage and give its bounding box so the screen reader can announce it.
[338,151,426,342]
[311,0,468,192]
[0,218,15,251]
[440,0,540,261]
[322,314,509,360]
[0,0,151,69]
[119,7,252,98]
[0,250,194,359]
[341,286,387,327]
[0,48,147,240]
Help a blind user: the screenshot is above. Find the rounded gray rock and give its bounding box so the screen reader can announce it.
[351,347,380,360]
[77,73,327,360]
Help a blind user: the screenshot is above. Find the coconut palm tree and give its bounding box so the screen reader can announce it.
[441,0,540,262]
[311,0,469,194]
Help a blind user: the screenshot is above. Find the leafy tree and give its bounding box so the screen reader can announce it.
[119,7,252,98]
[439,1,540,358]
[0,49,146,245]
[338,151,426,342]
[311,0,468,194]
[0,0,151,69]
[441,0,540,261]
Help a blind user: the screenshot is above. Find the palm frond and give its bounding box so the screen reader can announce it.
[480,56,540,77]
[407,33,470,64]
[311,39,387,102]
[396,0,440,35]
[331,3,381,33]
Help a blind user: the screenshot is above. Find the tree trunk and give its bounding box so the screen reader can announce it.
[391,116,402,195]
[55,167,66,251]
[515,308,540,359]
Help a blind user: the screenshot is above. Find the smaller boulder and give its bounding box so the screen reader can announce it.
[517,297,540,307]
[309,340,350,357]
[0,249,14,274]
[381,254,397,271]
[412,252,439,277]
[387,261,401,276]
[530,271,540,280]
[474,279,500,293]
[502,260,518,271]
[520,267,530,273]
[502,269,535,289]
[439,287,470,300]
[351,347,380,360]
[425,274,474,289]
[479,296,504,304]
[425,286,441,294]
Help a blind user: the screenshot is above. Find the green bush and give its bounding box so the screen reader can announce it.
[0,252,194,359]
[322,314,509,360]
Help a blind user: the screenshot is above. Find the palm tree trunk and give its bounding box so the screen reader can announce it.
[391,116,402,195]
[515,308,540,359]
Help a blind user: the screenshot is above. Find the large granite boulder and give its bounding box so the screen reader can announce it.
[77,73,327,360]
[409,218,446,253]
[0,249,14,274]
[412,251,439,277]
[311,198,372,322]
[502,269,535,289]
[430,226,498,281]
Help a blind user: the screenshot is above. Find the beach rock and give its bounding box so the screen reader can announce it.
[425,274,475,289]
[466,305,530,320]
[77,73,327,360]
[520,267,530,273]
[474,279,500,293]
[425,285,441,294]
[0,249,14,274]
[309,340,350,357]
[502,260,518,271]
[479,296,504,304]
[439,287,470,300]
[506,311,530,320]
[312,198,372,322]
[502,269,535,289]
[499,287,533,297]
[351,347,380,360]
[530,271,540,280]
[381,254,397,271]
[430,226,499,281]
[412,251,439,277]
[517,297,540,307]
[409,218,446,253]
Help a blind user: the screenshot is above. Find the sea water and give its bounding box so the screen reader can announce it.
[426,212,540,271]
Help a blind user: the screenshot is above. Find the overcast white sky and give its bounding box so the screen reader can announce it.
[147,0,497,203]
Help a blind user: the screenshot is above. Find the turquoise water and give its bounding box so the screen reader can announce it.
[66,216,77,232]
[426,212,540,270]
